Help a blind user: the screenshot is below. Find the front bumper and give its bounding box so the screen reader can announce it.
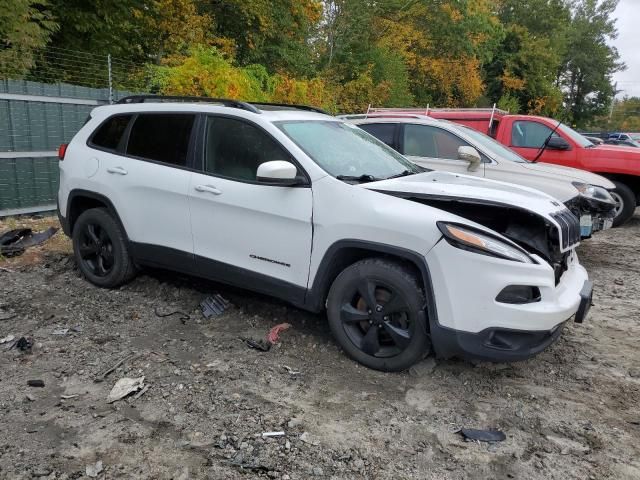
[425,239,590,361]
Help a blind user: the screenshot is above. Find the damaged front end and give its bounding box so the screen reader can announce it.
[389,193,580,284]
[564,194,616,238]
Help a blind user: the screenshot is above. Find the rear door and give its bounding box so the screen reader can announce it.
[188,115,313,301]
[90,112,196,270]
[399,123,485,176]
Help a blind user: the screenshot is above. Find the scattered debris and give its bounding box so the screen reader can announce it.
[0,334,15,344]
[200,294,230,319]
[154,308,190,324]
[61,394,80,400]
[229,460,272,473]
[458,428,506,443]
[107,376,145,403]
[614,278,624,286]
[25,394,35,402]
[86,460,103,478]
[408,357,437,377]
[0,310,16,320]
[267,323,292,344]
[628,368,640,378]
[52,328,69,335]
[95,352,136,383]
[282,365,301,376]
[0,227,58,257]
[262,431,285,438]
[299,432,319,446]
[0,267,14,273]
[240,336,271,352]
[133,384,150,400]
[13,337,33,352]
[27,380,45,388]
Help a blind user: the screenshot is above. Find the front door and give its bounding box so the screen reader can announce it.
[189,115,313,302]
[509,120,578,166]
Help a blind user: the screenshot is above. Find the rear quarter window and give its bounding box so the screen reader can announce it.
[90,115,132,151]
[126,113,195,167]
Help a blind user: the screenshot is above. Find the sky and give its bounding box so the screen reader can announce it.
[612,0,640,98]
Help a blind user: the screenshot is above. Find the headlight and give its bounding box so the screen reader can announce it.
[572,182,616,204]
[437,222,534,263]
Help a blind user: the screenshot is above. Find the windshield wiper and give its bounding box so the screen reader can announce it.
[533,120,563,163]
[336,174,379,183]
[385,170,415,180]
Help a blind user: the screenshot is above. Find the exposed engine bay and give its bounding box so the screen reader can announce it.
[387,193,577,283]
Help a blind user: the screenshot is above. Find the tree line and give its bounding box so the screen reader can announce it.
[1,0,626,127]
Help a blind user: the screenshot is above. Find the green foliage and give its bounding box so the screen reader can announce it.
[561,0,624,127]
[0,0,57,76]
[3,0,625,124]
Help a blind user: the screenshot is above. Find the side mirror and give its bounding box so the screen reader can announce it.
[256,160,300,186]
[458,146,482,172]
[546,136,571,151]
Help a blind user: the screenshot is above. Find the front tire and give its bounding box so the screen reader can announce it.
[611,181,636,227]
[326,258,431,372]
[72,208,136,288]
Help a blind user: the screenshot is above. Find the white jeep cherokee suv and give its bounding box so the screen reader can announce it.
[57,96,593,371]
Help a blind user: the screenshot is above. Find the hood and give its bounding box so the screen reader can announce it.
[519,161,615,189]
[361,171,564,219]
[593,144,640,155]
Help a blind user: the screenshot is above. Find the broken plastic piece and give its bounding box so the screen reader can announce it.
[458,428,506,443]
[14,337,32,352]
[240,336,271,352]
[267,323,292,344]
[107,376,145,403]
[262,431,285,438]
[154,308,190,324]
[0,334,15,344]
[0,227,58,257]
[27,379,45,388]
[200,294,230,319]
[86,460,103,478]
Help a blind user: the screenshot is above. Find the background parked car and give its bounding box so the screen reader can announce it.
[343,114,617,238]
[370,107,640,227]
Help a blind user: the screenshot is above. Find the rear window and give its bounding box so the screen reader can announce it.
[90,115,132,150]
[126,114,196,166]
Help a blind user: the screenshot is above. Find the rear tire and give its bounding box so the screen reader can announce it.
[611,181,636,227]
[72,208,136,288]
[326,258,431,372]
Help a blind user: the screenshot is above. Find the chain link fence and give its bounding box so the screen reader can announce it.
[0,47,148,215]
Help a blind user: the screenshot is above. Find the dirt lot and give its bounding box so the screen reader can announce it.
[1,212,639,480]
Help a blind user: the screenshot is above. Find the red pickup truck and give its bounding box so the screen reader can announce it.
[373,107,640,226]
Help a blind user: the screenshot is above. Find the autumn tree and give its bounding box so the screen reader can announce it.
[561,0,624,127]
[0,0,57,77]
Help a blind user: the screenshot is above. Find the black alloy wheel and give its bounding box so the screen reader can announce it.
[78,223,115,277]
[326,258,431,371]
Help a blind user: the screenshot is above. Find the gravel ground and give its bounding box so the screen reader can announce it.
[0,212,639,480]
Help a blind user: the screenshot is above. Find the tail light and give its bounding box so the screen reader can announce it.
[58,143,68,160]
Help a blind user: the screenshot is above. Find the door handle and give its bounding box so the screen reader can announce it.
[195,184,222,195]
[106,166,128,175]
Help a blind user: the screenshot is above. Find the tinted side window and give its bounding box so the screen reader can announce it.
[511,121,555,148]
[204,117,291,181]
[403,124,468,159]
[91,115,132,150]
[359,123,397,148]
[127,114,195,166]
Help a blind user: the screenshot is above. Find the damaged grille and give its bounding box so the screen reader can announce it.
[551,210,581,250]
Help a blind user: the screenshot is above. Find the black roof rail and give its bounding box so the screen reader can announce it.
[248,101,330,115]
[115,95,261,114]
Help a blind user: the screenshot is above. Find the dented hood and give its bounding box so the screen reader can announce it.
[519,161,615,189]
[360,171,565,219]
